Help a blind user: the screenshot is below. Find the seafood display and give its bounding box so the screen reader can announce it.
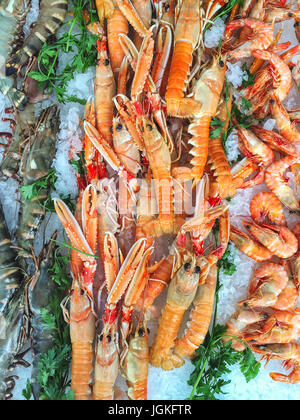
[0,0,300,402]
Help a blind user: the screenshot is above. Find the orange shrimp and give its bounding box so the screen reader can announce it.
[251,126,300,157]
[270,93,300,144]
[107,4,129,77]
[173,264,218,364]
[188,54,227,185]
[249,28,285,74]
[236,126,275,168]
[122,322,149,400]
[225,18,273,61]
[245,309,300,344]
[150,256,200,370]
[265,155,300,212]
[229,225,273,262]
[251,49,292,102]
[249,192,286,226]
[254,343,300,384]
[95,39,116,146]
[93,329,119,400]
[238,263,289,308]
[165,0,202,117]
[223,309,268,352]
[247,45,300,105]
[243,221,298,259]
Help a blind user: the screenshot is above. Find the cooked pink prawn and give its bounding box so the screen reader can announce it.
[265,155,300,212]
[245,309,300,344]
[230,225,273,262]
[223,309,269,352]
[236,126,274,167]
[250,192,286,226]
[251,126,300,157]
[225,18,273,61]
[251,49,292,102]
[253,343,300,384]
[243,221,298,259]
[245,46,300,113]
[238,263,289,308]
[270,93,300,143]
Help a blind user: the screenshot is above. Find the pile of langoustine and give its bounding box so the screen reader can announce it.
[53,0,300,400]
[1,0,300,402]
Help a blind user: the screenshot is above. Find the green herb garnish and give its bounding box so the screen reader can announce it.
[20,168,74,213]
[28,0,98,104]
[210,117,226,139]
[241,97,252,112]
[217,249,237,276]
[241,63,255,89]
[37,252,74,400]
[21,251,74,400]
[20,169,57,201]
[22,380,33,401]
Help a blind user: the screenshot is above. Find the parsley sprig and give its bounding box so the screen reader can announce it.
[241,63,255,89]
[217,249,237,276]
[28,0,98,104]
[210,117,225,139]
[22,252,74,400]
[20,168,74,213]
